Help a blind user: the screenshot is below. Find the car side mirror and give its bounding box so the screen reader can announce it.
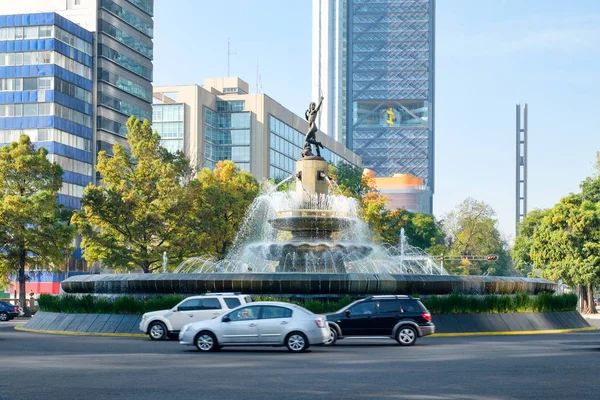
[345,310,351,317]
[222,316,231,322]
[173,307,179,312]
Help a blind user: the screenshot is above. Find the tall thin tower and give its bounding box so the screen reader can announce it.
[516,104,528,235]
[312,0,436,214]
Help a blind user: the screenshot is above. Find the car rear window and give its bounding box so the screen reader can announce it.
[223,298,241,309]
[399,299,421,313]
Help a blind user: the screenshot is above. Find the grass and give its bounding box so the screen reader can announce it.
[38,292,578,315]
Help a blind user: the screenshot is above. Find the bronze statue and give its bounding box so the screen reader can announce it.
[304,96,325,157]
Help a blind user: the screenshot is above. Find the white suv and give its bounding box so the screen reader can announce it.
[140,293,252,340]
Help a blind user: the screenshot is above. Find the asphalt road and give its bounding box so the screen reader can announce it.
[1,320,598,400]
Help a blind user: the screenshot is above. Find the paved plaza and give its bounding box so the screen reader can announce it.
[1,319,598,400]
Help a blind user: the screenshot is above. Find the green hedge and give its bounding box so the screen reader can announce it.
[38,292,578,315]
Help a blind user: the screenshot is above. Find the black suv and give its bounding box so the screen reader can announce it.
[325,296,435,346]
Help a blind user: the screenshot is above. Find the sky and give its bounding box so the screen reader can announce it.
[153,0,600,240]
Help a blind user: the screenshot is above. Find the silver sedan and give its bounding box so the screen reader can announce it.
[179,301,330,352]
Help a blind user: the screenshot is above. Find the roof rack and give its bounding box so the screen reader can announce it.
[202,292,242,296]
[366,295,413,300]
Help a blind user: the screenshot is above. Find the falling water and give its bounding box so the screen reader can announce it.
[174,176,447,275]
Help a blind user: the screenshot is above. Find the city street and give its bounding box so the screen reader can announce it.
[1,320,598,400]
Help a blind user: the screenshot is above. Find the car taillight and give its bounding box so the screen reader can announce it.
[421,312,431,322]
[13,307,18,312]
[315,318,325,328]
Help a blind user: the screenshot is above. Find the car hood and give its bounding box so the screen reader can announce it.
[142,309,173,319]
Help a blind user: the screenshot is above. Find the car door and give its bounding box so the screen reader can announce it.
[342,301,376,336]
[194,298,224,322]
[168,299,203,330]
[257,306,293,343]
[220,305,261,344]
[372,300,402,335]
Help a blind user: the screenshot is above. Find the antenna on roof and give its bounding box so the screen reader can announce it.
[256,56,262,94]
[227,37,237,77]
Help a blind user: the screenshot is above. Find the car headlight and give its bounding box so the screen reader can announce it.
[142,315,147,320]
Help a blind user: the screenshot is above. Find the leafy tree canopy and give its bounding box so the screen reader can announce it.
[0,135,75,314]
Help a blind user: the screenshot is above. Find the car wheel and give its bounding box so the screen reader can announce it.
[148,321,167,341]
[195,331,218,352]
[286,332,309,352]
[323,326,337,346]
[395,326,417,346]
[0,312,8,322]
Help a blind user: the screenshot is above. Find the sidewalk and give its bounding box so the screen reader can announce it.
[581,312,600,328]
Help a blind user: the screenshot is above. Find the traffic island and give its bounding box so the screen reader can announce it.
[18,310,596,338]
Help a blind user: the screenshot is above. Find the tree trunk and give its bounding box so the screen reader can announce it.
[18,249,31,317]
[580,284,597,314]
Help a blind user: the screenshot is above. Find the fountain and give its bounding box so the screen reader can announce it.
[61,95,555,297]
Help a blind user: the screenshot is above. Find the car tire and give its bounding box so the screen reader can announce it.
[0,312,8,322]
[286,332,309,352]
[195,331,218,352]
[148,321,168,341]
[323,326,337,346]
[395,325,417,346]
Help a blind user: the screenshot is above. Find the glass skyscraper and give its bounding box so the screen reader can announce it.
[312,0,435,213]
[0,13,94,209]
[0,0,154,207]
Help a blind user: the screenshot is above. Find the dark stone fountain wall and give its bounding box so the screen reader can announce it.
[61,273,556,296]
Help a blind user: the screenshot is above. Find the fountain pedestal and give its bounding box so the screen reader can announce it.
[296,156,329,202]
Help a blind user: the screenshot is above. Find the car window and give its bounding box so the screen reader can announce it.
[200,298,222,310]
[350,302,375,315]
[223,298,241,308]
[228,306,259,321]
[399,300,420,313]
[178,299,202,311]
[378,300,401,313]
[261,306,292,319]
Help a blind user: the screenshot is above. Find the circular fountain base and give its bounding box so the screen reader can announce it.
[246,241,374,273]
[61,273,556,297]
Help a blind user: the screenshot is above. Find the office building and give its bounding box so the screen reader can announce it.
[312,0,435,213]
[153,77,361,181]
[0,1,154,207]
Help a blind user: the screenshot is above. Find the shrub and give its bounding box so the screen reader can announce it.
[38,292,577,315]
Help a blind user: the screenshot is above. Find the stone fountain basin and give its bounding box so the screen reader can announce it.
[247,241,374,261]
[269,216,358,233]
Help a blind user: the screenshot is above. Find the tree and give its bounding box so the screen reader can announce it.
[441,198,511,276]
[186,161,259,258]
[0,135,75,315]
[378,208,444,250]
[530,194,600,314]
[72,117,192,273]
[511,209,548,276]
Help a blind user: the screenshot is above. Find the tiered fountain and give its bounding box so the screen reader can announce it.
[61,97,555,297]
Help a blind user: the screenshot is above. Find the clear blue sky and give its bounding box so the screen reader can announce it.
[153,0,600,239]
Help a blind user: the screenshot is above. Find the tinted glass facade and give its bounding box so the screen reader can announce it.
[153,103,184,153]
[204,102,251,172]
[0,13,94,209]
[97,0,153,148]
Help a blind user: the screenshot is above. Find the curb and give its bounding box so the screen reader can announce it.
[15,325,146,338]
[15,324,597,339]
[430,326,598,337]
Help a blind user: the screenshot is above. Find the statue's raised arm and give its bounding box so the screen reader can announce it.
[303,96,325,158]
